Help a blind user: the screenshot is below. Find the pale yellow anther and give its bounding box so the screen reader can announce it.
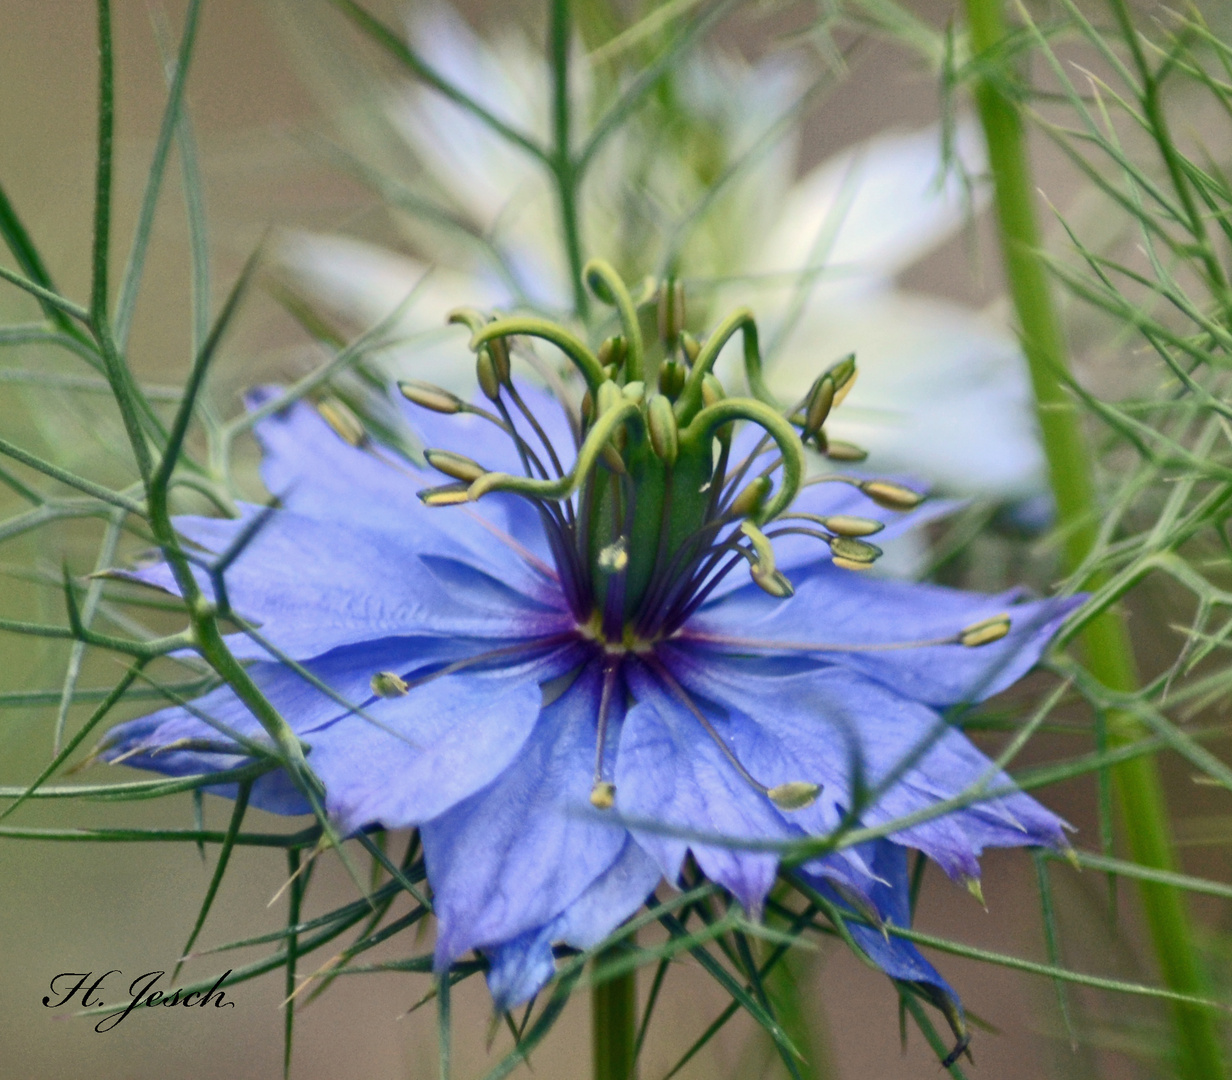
[598,538,629,574]
[425,449,486,483]
[370,671,409,698]
[316,399,366,447]
[767,781,821,810]
[821,515,884,538]
[647,395,679,465]
[400,380,463,415]
[418,483,472,506]
[622,381,645,402]
[831,556,874,572]
[829,536,881,566]
[959,614,1012,647]
[822,440,868,463]
[859,479,923,511]
[590,781,616,810]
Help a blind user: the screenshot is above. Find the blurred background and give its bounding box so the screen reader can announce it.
[2,1,1228,1077]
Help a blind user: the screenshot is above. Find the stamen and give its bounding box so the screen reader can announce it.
[418,483,472,506]
[676,618,1015,654]
[425,449,486,483]
[647,657,819,811]
[590,659,621,810]
[316,398,367,447]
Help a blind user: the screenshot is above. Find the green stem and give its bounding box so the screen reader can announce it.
[592,954,636,1080]
[549,0,588,319]
[963,2,1226,1077]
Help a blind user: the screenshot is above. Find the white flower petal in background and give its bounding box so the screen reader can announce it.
[767,293,1044,499]
[279,5,1046,505]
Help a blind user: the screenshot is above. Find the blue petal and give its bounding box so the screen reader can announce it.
[424,662,629,967]
[615,662,790,913]
[803,840,959,1009]
[123,507,571,661]
[483,837,661,1010]
[664,652,1068,882]
[308,650,582,832]
[688,561,1081,707]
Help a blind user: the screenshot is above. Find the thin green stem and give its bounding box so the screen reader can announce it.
[592,949,636,1080]
[963,2,1225,1077]
[550,0,588,319]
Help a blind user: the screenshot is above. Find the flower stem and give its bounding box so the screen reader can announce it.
[962,1,1225,1076]
[549,0,588,319]
[592,953,636,1080]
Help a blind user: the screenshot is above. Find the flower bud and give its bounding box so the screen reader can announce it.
[622,381,645,402]
[370,671,409,698]
[647,395,679,465]
[316,399,366,447]
[959,614,1012,647]
[701,373,725,408]
[400,380,462,415]
[859,479,923,511]
[820,515,884,538]
[425,449,486,483]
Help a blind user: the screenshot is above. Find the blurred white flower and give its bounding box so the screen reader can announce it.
[280,4,1045,502]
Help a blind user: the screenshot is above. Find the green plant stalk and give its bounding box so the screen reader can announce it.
[962,2,1225,1076]
[550,0,588,319]
[592,953,637,1080]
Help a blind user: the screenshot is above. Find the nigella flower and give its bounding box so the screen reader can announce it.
[103,266,1074,1047]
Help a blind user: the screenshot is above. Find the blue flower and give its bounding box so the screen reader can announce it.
[102,286,1075,1039]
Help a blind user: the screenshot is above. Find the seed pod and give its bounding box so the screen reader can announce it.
[859,479,923,511]
[647,395,679,465]
[370,671,409,698]
[824,440,868,463]
[425,449,485,483]
[959,614,1011,647]
[400,380,462,415]
[729,476,771,518]
[476,349,501,402]
[820,515,884,538]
